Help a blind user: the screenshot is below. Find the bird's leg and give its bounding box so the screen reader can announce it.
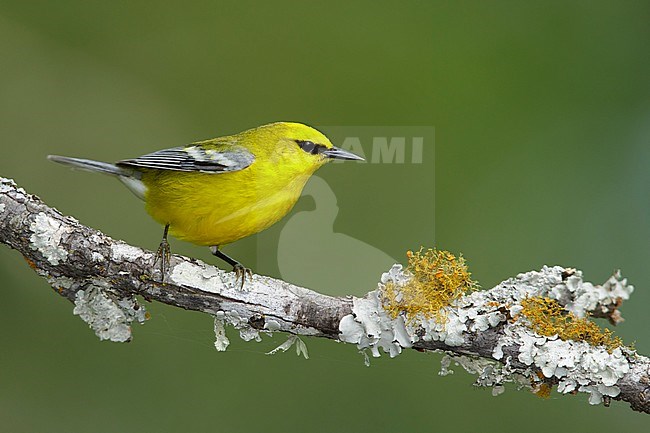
[153,224,171,281]
[210,246,252,289]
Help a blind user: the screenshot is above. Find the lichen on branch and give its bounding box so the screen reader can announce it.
[519,296,624,352]
[380,248,478,323]
[1,176,649,414]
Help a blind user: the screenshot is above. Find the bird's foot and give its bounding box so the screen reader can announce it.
[233,263,253,290]
[210,246,252,289]
[153,238,171,282]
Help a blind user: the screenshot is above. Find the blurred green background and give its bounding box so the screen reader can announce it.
[1,1,649,431]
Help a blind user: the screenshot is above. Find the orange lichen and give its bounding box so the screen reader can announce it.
[520,297,623,352]
[531,371,552,399]
[533,381,552,399]
[382,248,478,322]
[23,255,38,270]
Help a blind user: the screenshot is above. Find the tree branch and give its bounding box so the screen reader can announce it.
[1,177,649,414]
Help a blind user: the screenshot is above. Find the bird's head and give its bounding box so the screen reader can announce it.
[244,122,364,173]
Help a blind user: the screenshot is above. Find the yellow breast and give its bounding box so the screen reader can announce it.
[140,163,315,246]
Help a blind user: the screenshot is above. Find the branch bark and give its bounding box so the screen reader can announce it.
[1,177,649,414]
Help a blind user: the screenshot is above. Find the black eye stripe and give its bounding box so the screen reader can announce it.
[295,140,326,155]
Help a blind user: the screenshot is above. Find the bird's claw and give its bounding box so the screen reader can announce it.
[153,239,171,282]
[233,264,253,290]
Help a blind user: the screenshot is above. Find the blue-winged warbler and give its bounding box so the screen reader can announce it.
[48,122,363,282]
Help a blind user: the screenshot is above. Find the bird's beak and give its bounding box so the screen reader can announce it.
[321,146,365,161]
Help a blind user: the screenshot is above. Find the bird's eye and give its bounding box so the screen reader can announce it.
[295,140,319,155]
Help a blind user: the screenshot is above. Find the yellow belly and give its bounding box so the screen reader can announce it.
[141,167,312,246]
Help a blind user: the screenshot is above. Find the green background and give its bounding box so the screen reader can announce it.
[1,1,649,431]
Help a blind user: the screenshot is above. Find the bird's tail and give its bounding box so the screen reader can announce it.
[47,155,128,177]
[48,155,146,200]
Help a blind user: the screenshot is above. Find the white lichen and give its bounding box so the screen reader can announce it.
[47,275,77,292]
[214,309,262,346]
[295,337,309,359]
[213,309,292,354]
[339,290,413,358]
[492,320,630,405]
[340,264,510,357]
[439,354,513,396]
[73,286,147,342]
[264,320,281,332]
[91,252,105,262]
[0,203,5,213]
[239,326,261,342]
[29,212,70,265]
[213,316,230,351]
[339,264,634,407]
[110,243,145,262]
[439,354,455,376]
[170,261,227,294]
[266,335,309,359]
[548,270,633,318]
[0,177,18,193]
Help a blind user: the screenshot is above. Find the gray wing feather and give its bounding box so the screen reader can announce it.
[116,145,255,173]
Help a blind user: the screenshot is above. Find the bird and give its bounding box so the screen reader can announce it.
[48,122,364,285]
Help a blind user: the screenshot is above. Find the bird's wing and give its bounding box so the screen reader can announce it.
[116,143,255,173]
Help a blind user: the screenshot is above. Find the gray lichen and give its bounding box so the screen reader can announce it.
[29,212,70,265]
[338,264,636,406]
[73,286,147,342]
